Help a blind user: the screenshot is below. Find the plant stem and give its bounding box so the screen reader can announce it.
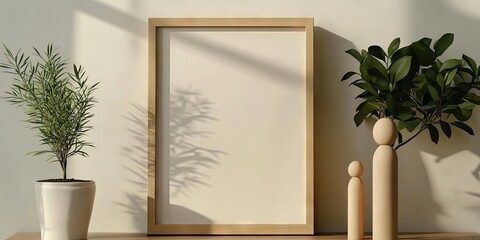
[394,126,426,150]
[62,150,67,181]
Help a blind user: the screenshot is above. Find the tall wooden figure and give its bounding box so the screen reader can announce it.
[348,161,364,240]
[372,118,398,240]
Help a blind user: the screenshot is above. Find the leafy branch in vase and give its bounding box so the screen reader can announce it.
[342,33,480,150]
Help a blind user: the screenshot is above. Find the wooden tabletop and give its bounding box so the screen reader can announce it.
[8,232,480,240]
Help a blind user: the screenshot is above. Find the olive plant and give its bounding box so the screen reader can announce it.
[342,33,480,150]
[0,44,98,181]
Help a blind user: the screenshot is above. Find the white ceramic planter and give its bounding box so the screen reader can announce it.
[35,181,96,240]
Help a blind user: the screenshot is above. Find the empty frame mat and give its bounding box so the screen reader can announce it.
[148,18,313,235]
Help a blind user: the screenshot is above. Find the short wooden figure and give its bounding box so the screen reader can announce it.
[348,161,364,240]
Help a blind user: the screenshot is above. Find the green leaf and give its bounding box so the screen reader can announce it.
[427,124,439,144]
[374,77,390,91]
[411,40,436,66]
[458,67,474,80]
[356,100,383,113]
[354,100,382,126]
[391,45,413,63]
[424,67,437,81]
[388,38,400,57]
[396,106,415,121]
[415,89,428,104]
[412,75,426,89]
[346,49,363,62]
[404,118,422,132]
[419,37,433,47]
[359,64,370,81]
[355,90,372,99]
[451,121,474,135]
[439,59,462,72]
[455,102,475,121]
[440,120,452,138]
[348,79,363,86]
[363,55,388,80]
[389,56,412,83]
[353,82,379,97]
[445,68,457,86]
[462,54,477,72]
[464,93,480,105]
[400,100,417,108]
[386,93,396,115]
[434,33,454,56]
[341,71,358,81]
[437,73,445,87]
[361,49,368,58]
[427,85,440,102]
[397,120,406,131]
[354,111,368,127]
[368,45,386,62]
[397,131,403,144]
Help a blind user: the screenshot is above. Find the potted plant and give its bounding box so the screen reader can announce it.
[342,33,480,149]
[0,44,99,240]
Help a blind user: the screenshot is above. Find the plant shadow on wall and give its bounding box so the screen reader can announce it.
[417,133,480,231]
[157,85,225,224]
[116,104,149,231]
[169,85,226,197]
[118,85,224,228]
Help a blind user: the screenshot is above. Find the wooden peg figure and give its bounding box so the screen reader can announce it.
[348,161,364,240]
[372,118,398,240]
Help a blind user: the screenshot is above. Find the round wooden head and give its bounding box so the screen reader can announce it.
[372,118,397,146]
[348,161,364,177]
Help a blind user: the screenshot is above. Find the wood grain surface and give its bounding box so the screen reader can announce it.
[8,232,480,240]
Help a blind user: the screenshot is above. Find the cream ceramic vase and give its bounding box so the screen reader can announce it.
[372,118,398,240]
[35,181,96,240]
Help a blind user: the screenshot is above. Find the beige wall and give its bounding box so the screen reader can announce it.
[1,0,480,238]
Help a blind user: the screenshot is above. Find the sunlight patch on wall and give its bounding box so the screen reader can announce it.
[444,1,480,21]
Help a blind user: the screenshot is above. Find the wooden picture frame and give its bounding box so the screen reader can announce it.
[147,18,313,235]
